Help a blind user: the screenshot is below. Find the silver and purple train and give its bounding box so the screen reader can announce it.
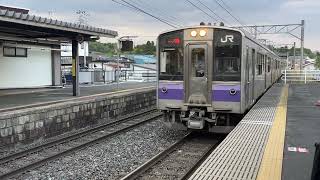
[157,25,285,133]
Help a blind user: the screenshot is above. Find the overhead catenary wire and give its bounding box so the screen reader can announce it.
[186,0,219,23]
[212,0,255,36]
[112,0,180,28]
[112,0,141,12]
[132,0,186,27]
[214,0,245,26]
[195,0,231,25]
[217,0,233,12]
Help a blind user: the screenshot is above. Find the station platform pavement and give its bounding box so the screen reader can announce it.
[189,83,320,180]
[0,82,155,111]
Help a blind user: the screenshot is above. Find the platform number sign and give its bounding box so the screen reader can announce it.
[221,35,234,43]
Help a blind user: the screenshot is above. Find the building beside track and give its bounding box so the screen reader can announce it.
[0,6,117,89]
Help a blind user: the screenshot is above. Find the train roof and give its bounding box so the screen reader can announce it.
[158,26,282,60]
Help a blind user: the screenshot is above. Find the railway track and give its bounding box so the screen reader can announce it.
[0,109,162,179]
[121,132,223,180]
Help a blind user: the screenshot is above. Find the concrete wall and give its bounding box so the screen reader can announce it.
[0,88,156,147]
[0,43,52,88]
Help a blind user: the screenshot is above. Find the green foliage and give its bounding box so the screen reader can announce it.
[89,41,117,56]
[88,41,156,56]
[274,47,318,59]
[133,41,156,55]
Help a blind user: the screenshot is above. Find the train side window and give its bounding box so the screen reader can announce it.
[252,49,256,74]
[257,53,263,75]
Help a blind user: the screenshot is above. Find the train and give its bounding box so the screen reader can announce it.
[156,24,285,133]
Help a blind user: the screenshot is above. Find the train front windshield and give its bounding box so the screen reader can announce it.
[158,29,241,82]
[158,31,184,81]
[213,29,242,81]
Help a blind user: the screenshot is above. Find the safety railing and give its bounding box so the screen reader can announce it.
[282,69,320,84]
[62,69,156,85]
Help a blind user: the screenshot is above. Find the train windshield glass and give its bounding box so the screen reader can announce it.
[158,31,184,81]
[159,49,184,80]
[213,29,241,81]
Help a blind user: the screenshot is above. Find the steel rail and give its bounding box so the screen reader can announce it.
[0,108,157,165]
[120,132,192,180]
[0,109,161,179]
[121,133,222,180]
[180,138,223,180]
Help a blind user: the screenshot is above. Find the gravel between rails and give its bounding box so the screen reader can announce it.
[18,118,188,180]
[129,133,221,180]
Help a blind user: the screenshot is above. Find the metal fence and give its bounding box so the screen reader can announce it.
[282,70,320,84]
[62,69,156,85]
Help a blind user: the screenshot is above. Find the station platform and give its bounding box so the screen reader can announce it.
[0,82,156,146]
[189,83,320,180]
[0,82,155,112]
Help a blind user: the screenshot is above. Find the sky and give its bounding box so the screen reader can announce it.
[0,0,319,51]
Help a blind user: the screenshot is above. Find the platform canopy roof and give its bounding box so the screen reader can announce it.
[0,8,118,43]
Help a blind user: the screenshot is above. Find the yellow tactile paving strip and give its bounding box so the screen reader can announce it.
[257,85,289,180]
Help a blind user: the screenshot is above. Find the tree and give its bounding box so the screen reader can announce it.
[315,52,320,69]
[89,42,117,56]
[88,41,156,56]
[133,41,156,55]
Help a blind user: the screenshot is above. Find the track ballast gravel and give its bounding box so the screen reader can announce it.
[20,118,188,180]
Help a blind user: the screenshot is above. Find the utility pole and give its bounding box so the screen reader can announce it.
[300,20,305,70]
[293,42,296,69]
[286,52,289,69]
[117,36,138,90]
[117,41,121,90]
[76,10,89,25]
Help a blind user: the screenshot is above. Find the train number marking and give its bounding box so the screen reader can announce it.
[221,35,234,43]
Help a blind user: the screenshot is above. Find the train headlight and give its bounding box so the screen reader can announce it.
[229,89,237,95]
[199,30,206,37]
[191,30,197,37]
[161,87,168,93]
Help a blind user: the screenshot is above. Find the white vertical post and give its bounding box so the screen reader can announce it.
[84,41,87,67]
[304,69,307,84]
[284,69,287,84]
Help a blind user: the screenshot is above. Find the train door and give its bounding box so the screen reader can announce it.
[185,44,211,105]
[245,47,254,107]
[251,49,255,104]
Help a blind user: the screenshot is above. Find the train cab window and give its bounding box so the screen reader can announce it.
[213,30,241,81]
[191,48,205,77]
[159,48,184,80]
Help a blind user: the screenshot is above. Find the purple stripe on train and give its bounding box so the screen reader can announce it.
[212,85,241,102]
[158,83,240,102]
